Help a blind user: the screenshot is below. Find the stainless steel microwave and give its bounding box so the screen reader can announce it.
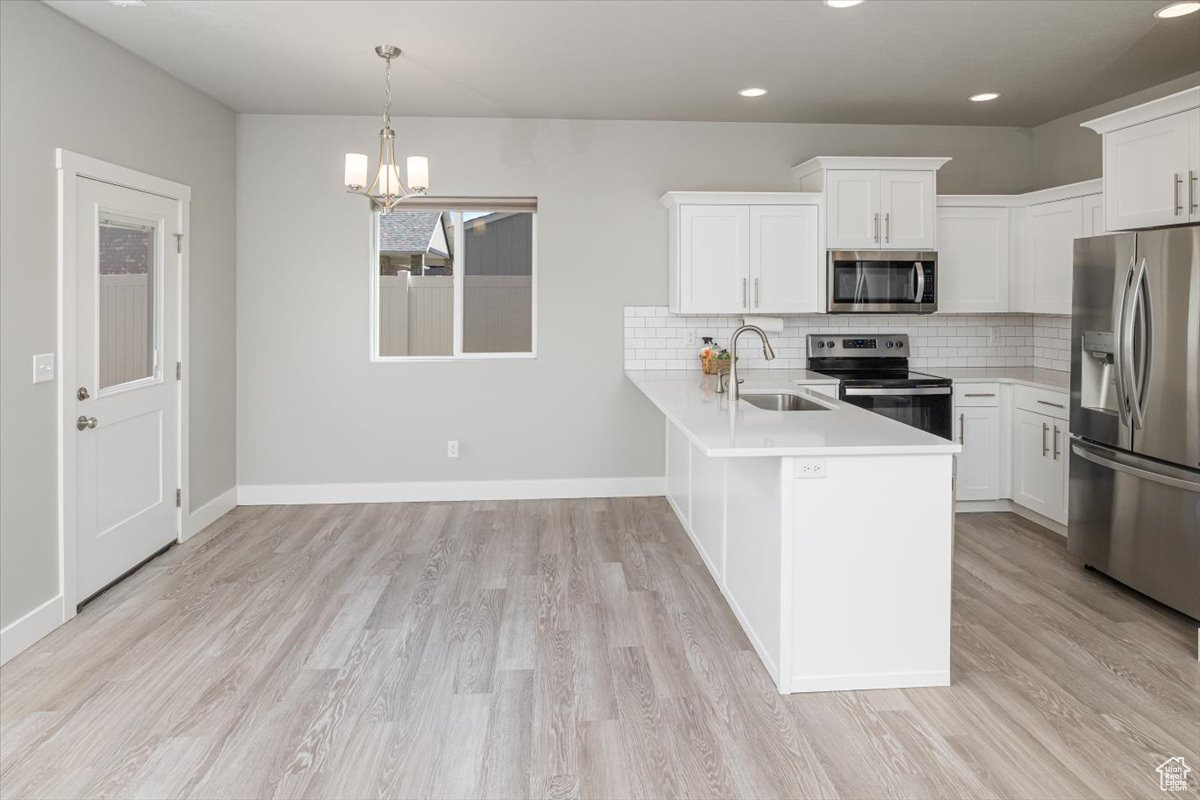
[827,250,937,314]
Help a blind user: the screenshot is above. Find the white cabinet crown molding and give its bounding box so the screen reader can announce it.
[660,191,823,209]
[938,178,1104,208]
[791,156,951,181]
[1081,86,1200,135]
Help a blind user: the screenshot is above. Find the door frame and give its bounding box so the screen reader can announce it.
[56,149,191,617]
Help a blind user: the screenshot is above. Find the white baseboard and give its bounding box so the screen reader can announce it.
[787,669,950,694]
[187,486,238,539]
[237,477,666,506]
[955,499,1013,513]
[0,593,64,666]
[1010,504,1067,537]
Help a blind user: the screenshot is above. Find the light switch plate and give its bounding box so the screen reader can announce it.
[32,353,55,384]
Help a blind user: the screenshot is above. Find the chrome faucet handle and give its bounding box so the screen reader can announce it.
[716,371,730,394]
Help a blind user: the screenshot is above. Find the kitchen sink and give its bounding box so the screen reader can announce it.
[740,393,830,412]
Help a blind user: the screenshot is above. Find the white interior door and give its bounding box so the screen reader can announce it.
[74,177,179,602]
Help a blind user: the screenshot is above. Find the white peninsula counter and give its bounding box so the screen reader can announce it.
[627,369,961,694]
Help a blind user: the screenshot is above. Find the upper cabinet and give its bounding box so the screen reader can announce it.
[936,206,1011,313]
[661,193,824,315]
[1082,88,1200,231]
[1023,196,1085,315]
[793,157,949,251]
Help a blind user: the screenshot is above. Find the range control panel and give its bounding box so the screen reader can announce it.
[807,333,908,357]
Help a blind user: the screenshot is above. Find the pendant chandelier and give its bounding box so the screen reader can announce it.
[344,45,429,212]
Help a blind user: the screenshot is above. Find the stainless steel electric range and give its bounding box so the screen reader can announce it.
[807,333,952,439]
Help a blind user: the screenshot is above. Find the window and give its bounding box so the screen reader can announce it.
[372,202,537,360]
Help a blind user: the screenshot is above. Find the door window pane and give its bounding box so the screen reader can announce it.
[98,214,157,389]
[462,211,534,354]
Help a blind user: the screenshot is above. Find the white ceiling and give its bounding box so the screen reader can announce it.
[44,0,1200,126]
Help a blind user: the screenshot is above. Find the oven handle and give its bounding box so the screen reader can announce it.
[844,386,952,396]
[913,263,925,304]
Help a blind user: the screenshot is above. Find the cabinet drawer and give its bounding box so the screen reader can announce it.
[1015,385,1069,420]
[953,383,1000,406]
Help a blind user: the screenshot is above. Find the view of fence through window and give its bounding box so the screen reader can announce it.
[376,208,535,358]
[98,216,157,389]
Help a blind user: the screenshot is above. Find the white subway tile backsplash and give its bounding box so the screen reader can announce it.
[623,308,1072,374]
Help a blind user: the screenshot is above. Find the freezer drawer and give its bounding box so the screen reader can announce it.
[1068,438,1200,620]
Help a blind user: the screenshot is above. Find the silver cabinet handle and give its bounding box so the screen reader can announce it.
[754,277,760,308]
[1035,399,1065,409]
[1041,422,1049,457]
[741,278,748,308]
[1175,173,1183,215]
[874,212,880,243]
[76,416,97,431]
[963,393,995,398]
[959,412,965,444]
[885,212,891,243]
[1053,425,1061,460]
[1191,170,1198,214]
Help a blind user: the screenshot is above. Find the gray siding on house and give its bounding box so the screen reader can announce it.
[463,213,533,276]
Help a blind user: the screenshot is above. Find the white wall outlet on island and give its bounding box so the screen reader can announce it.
[446,440,459,458]
[32,353,54,384]
[796,459,827,479]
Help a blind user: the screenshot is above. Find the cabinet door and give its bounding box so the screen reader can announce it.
[750,205,821,313]
[955,405,1001,501]
[880,170,936,249]
[1103,110,1193,231]
[1191,108,1200,223]
[1012,409,1064,521]
[1082,193,1105,236]
[1022,198,1082,315]
[678,204,750,314]
[937,207,1009,313]
[827,170,880,249]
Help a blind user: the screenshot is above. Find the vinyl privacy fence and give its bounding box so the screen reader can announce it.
[378,275,532,356]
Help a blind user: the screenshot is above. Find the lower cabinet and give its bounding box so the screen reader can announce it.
[1011,407,1069,525]
[954,405,1001,500]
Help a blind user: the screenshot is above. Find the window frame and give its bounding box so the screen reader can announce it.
[369,206,538,362]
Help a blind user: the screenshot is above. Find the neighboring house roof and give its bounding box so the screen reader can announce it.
[379,210,451,258]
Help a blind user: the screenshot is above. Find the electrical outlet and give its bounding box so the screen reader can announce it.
[986,326,999,346]
[446,440,459,458]
[796,459,826,479]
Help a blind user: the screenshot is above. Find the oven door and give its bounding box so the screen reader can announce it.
[827,251,937,313]
[841,386,953,438]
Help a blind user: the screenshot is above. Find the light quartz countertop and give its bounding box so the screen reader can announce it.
[926,367,1070,393]
[626,370,961,458]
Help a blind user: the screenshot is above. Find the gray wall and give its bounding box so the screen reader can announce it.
[236,115,1033,488]
[1031,71,1200,189]
[0,1,237,627]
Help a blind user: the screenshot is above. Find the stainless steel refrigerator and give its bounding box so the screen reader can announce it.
[1069,225,1199,621]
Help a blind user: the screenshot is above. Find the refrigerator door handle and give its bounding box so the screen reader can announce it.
[1071,439,1200,494]
[1125,257,1150,430]
[1112,253,1136,428]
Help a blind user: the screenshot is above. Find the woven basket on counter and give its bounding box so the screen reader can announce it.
[701,355,733,375]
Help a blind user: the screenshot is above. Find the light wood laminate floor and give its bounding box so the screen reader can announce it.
[1,500,1197,799]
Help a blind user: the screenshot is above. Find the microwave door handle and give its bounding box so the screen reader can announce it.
[854,264,865,304]
[913,263,925,304]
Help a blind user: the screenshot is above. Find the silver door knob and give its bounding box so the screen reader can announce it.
[76,416,97,431]
[77,387,90,401]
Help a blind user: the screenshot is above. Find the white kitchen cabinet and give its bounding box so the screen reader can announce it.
[1083,193,1105,236]
[1083,88,1200,231]
[826,170,882,249]
[880,170,936,249]
[662,193,823,315]
[1011,407,1069,525]
[825,169,936,249]
[750,205,822,313]
[1022,197,1085,315]
[792,157,949,251]
[955,405,1001,501]
[937,206,1010,313]
[676,204,749,314]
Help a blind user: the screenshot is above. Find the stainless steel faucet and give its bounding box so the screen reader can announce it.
[716,324,776,401]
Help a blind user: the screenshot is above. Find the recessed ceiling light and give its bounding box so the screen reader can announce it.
[108,0,147,6]
[823,0,865,7]
[969,92,1000,102]
[738,87,768,98]
[1154,2,1200,17]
